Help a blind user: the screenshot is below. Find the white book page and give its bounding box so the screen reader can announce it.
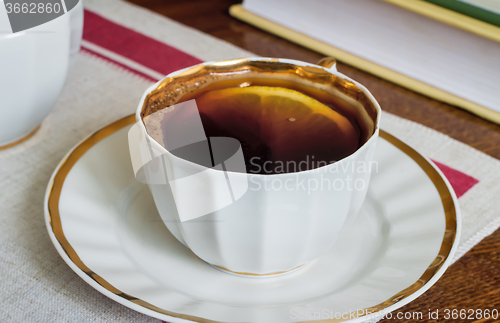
[243,0,500,113]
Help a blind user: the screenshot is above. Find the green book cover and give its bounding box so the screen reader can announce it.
[423,0,500,27]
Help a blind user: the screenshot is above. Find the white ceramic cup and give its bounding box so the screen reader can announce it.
[131,58,381,275]
[0,1,83,147]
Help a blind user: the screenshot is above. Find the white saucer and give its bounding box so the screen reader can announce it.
[45,115,460,323]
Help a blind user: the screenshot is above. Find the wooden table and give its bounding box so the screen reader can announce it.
[127,1,499,321]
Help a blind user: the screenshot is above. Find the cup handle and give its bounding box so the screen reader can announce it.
[316,57,337,72]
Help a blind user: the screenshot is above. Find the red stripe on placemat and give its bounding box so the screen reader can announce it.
[432,160,479,198]
[82,10,202,76]
[81,47,158,82]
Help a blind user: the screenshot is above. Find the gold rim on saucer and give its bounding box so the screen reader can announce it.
[46,114,458,323]
[0,125,40,151]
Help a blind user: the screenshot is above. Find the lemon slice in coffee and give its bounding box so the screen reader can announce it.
[195,86,359,170]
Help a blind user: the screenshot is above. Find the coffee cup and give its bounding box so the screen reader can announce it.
[0,1,83,148]
[129,57,381,275]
